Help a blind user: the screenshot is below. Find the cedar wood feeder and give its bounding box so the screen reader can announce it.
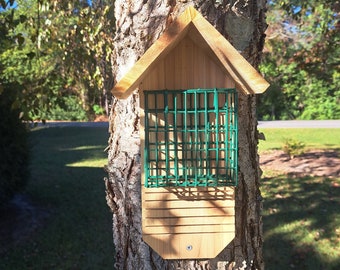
[111,6,269,259]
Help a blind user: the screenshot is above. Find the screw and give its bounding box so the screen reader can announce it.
[186,245,193,251]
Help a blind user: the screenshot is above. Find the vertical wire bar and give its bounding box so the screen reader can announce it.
[204,91,209,186]
[228,91,231,184]
[202,91,206,185]
[183,91,188,186]
[230,90,235,184]
[234,90,238,185]
[164,91,169,186]
[226,90,231,185]
[173,92,178,186]
[190,91,193,186]
[197,92,201,185]
[144,92,149,187]
[188,92,193,186]
[214,88,220,186]
[198,91,202,185]
[194,91,198,186]
[230,90,233,184]
[230,89,236,185]
[155,92,159,187]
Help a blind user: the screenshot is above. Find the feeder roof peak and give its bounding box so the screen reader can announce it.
[112,6,269,99]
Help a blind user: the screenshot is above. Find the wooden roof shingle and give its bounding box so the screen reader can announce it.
[111,6,269,99]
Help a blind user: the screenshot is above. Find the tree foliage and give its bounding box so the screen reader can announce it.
[0,86,30,207]
[0,0,115,120]
[258,0,340,120]
[1,0,339,120]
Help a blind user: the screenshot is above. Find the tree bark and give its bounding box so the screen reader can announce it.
[105,1,267,269]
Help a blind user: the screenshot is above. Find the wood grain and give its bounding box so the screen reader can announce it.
[142,185,235,259]
[111,6,269,99]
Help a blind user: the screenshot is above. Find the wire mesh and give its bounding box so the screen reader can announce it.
[144,88,238,188]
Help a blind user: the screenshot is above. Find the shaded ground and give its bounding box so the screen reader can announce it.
[260,149,340,179]
[1,149,339,255]
[0,195,50,254]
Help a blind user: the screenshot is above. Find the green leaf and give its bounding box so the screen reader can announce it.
[94,22,103,36]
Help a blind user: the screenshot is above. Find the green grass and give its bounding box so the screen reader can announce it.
[260,128,340,269]
[1,127,339,269]
[0,127,114,269]
[258,128,340,152]
[261,174,340,269]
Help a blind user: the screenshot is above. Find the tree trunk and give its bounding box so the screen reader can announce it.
[105,1,267,269]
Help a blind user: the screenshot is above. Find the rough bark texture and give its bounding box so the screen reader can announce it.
[105,1,267,269]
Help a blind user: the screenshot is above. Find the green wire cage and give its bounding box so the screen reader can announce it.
[144,88,238,188]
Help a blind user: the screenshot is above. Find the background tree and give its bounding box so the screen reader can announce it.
[0,0,114,204]
[0,0,30,208]
[1,0,75,120]
[0,0,114,121]
[46,0,115,117]
[105,1,267,269]
[258,0,340,120]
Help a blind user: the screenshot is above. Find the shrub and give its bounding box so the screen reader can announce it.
[282,138,305,159]
[0,87,30,207]
[92,104,105,116]
[40,95,87,121]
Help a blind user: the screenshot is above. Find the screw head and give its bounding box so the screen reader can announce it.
[186,245,193,251]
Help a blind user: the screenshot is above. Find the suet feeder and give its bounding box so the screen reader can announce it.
[111,6,269,259]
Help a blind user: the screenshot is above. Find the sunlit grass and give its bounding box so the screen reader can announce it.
[66,158,107,168]
[258,128,340,152]
[61,145,105,151]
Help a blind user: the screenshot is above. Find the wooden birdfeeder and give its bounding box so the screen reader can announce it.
[111,6,269,259]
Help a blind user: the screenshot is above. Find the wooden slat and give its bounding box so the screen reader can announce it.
[143,206,234,218]
[143,223,235,235]
[144,215,233,226]
[144,187,234,201]
[144,198,234,209]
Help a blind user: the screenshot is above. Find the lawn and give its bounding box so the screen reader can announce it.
[1,126,339,269]
[0,126,114,269]
[262,174,340,269]
[258,128,340,152]
[260,127,340,269]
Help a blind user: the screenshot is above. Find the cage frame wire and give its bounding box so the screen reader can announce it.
[144,88,238,188]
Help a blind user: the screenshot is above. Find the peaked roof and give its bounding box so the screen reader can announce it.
[111,6,269,99]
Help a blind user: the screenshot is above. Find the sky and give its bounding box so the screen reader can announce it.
[0,0,17,11]
[1,1,93,12]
